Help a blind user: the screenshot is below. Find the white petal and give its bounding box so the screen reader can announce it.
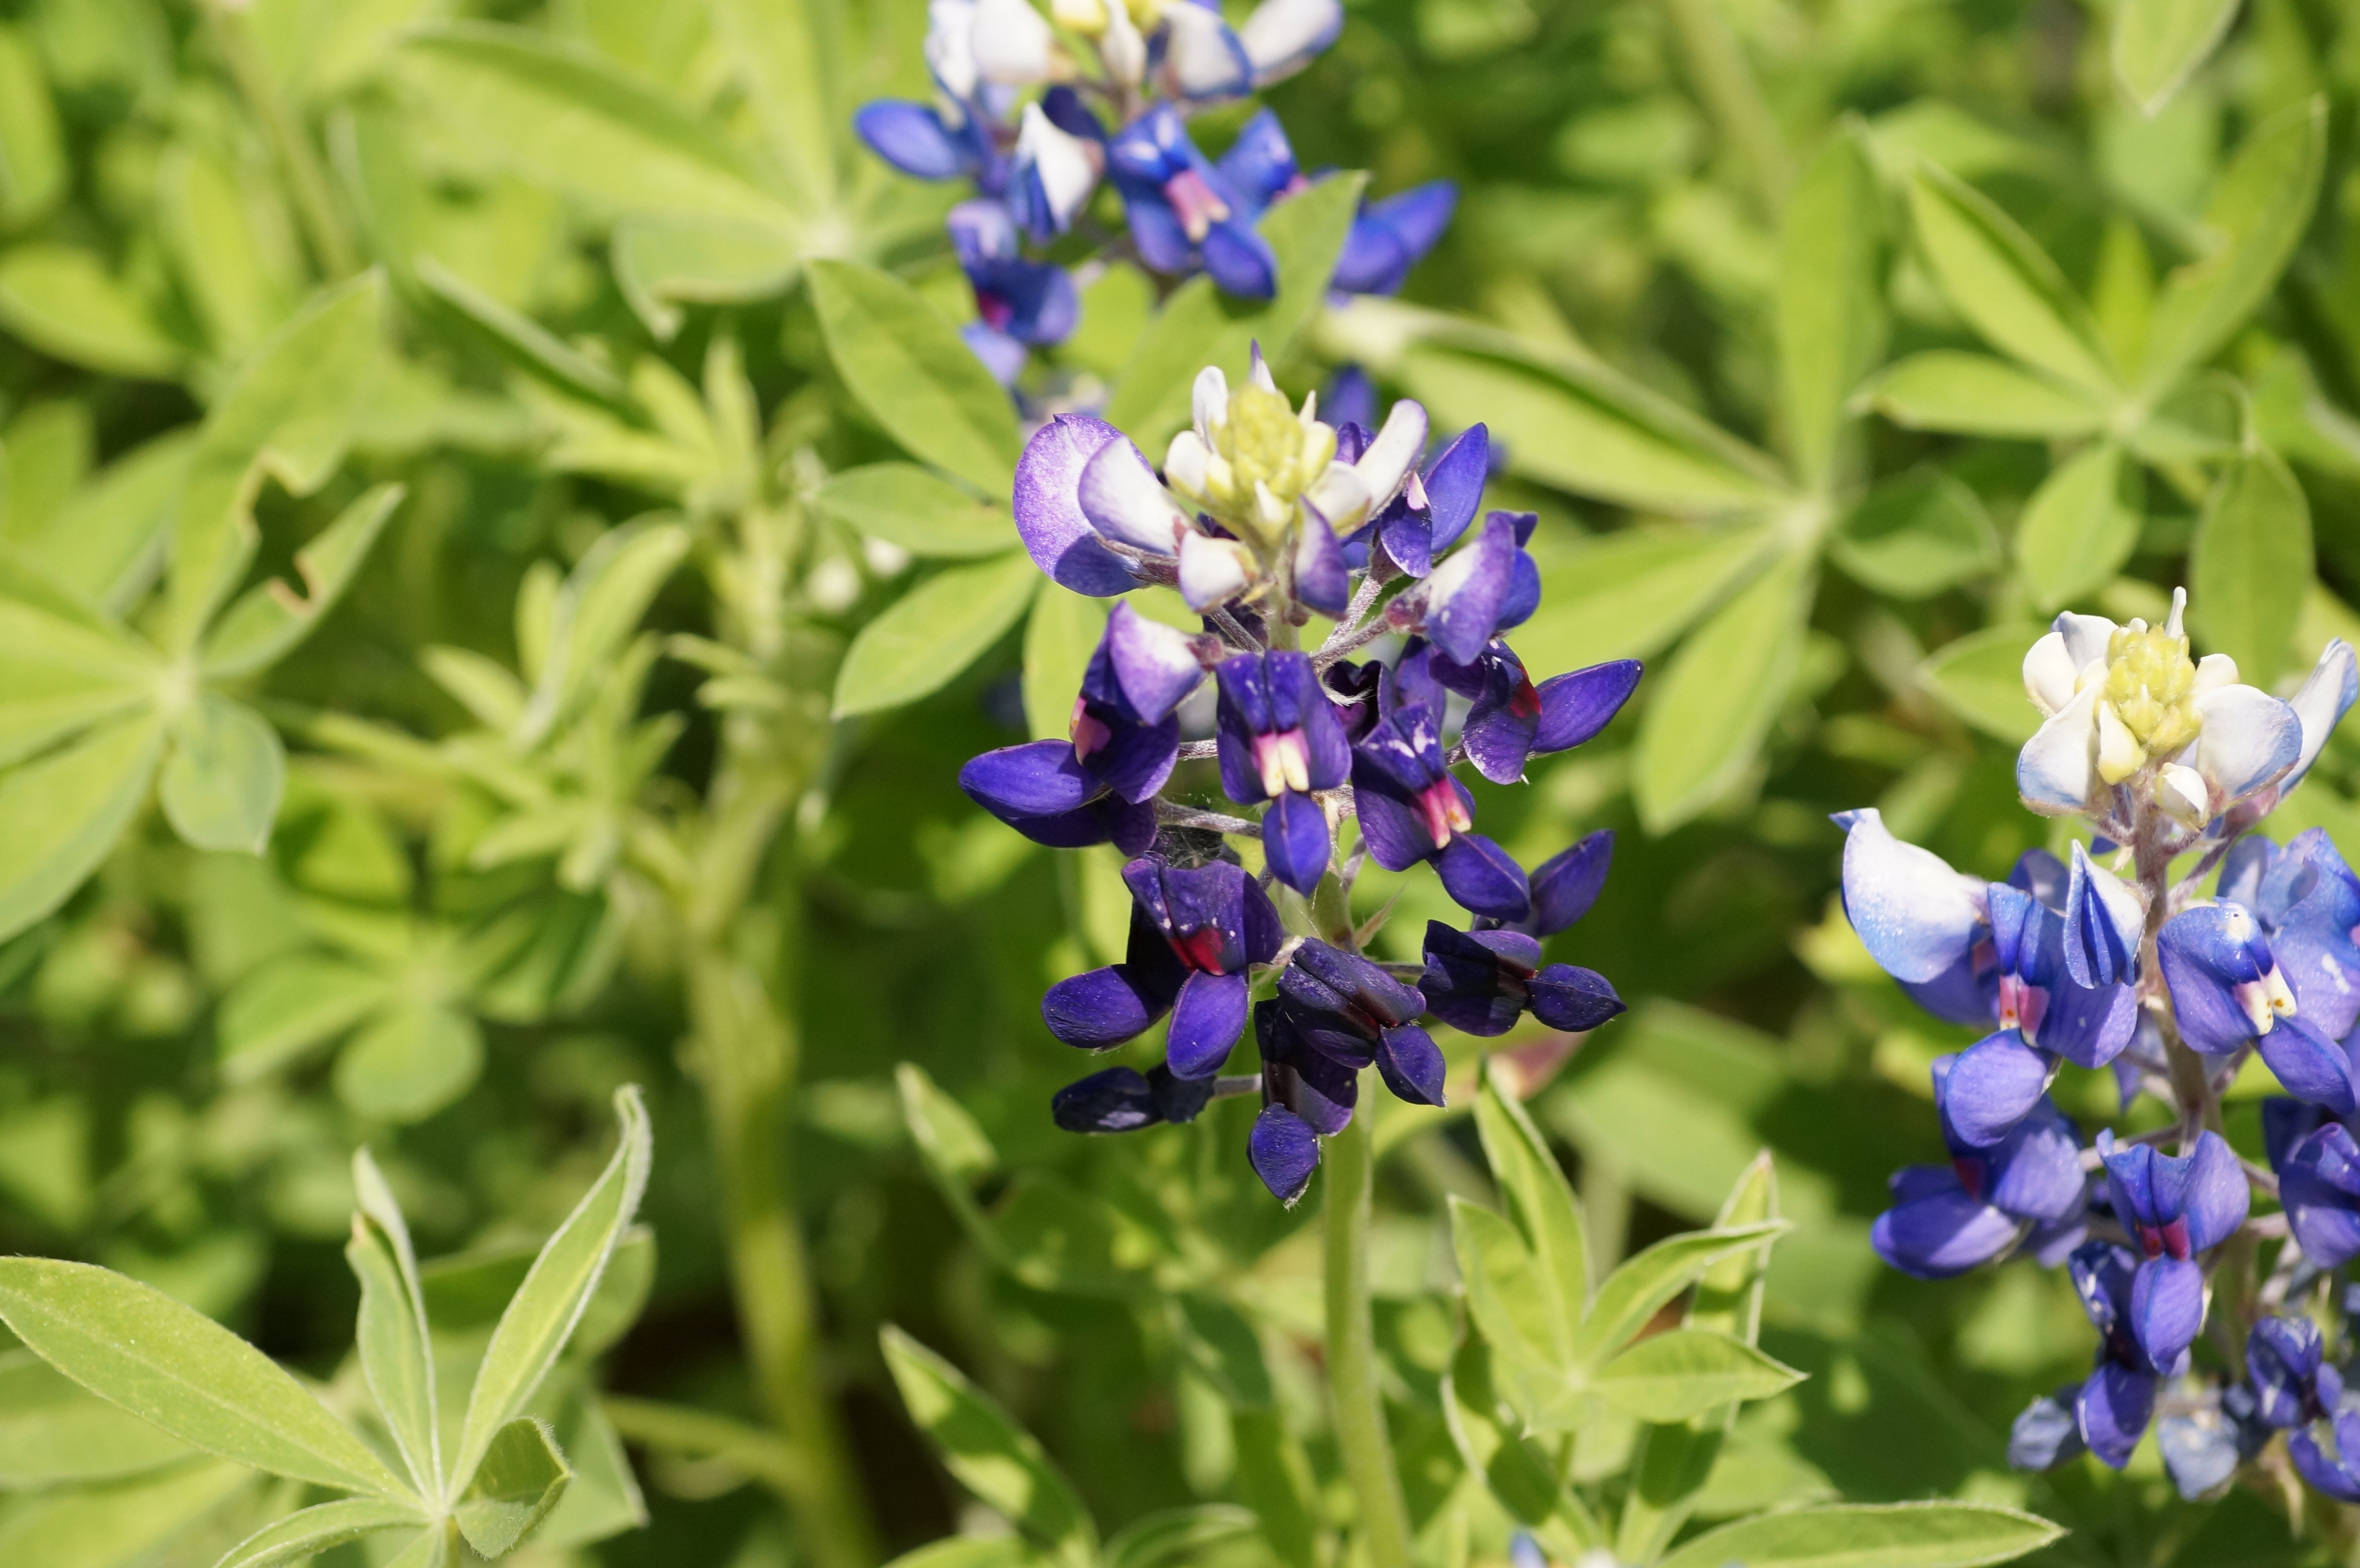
[2157,762,2209,826]
[1100,0,1146,84]
[1077,438,1188,553]
[1192,365,1229,444]
[1301,460,1372,534]
[2191,684,2304,808]
[972,0,1056,85]
[926,0,981,100]
[2017,682,2102,816]
[1353,398,1428,508]
[2023,631,2079,716]
[2283,638,2359,794]
[2053,611,2117,674]
[1157,3,1252,98]
[1015,103,1100,227]
[2163,586,2187,638]
[1247,342,1278,392]
[1177,531,1256,608]
[1838,808,1988,984]
[1164,430,1213,498]
[2096,699,2146,784]
[2192,652,2240,698]
[1237,0,1342,83]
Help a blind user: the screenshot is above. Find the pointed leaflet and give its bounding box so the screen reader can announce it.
[0,1353,195,1485]
[1489,522,1773,681]
[881,1326,1098,1568]
[199,483,405,679]
[0,711,166,943]
[452,1086,652,1488]
[2141,98,2326,395]
[613,213,803,342]
[834,552,1041,718]
[1907,168,2118,399]
[1441,1334,1601,1562]
[0,546,162,768]
[416,258,633,409]
[454,1416,571,1557]
[705,0,836,217]
[2112,0,2241,116]
[1573,1219,1790,1366]
[159,695,285,854]
[1593,1328,1804,1422]
[0,1462,254,1568]
[1831,469,2000,600]
[1862,352,2110,439]
[210,1499,432,1568]
[350,1148,441,1496]
[0,244,184,380]
[169,271,385,652]
[1104,172,1364,453]
[811,259,1023,496]
[515,522,689,747]
[2016,441,2141,611]
[219,955,394,1080]
[0,1259,413,1496]
[1653,1501,2065,1568]
[1473,1065,1586,1359]
[2190,447,2311,690]
[1919,624,2049,743]
[28,427,195,612]
[1632,550,1813,833]
[1448,1195,1584,1430]
[820,464,1020,559]
[1778,127,1884,491]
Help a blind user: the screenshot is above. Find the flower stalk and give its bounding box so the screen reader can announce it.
[1322,1080,1414,1567]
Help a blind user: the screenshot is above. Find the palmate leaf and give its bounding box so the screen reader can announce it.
[1592,1328,1803,1422]
[211,1499,433,1568]
[2111,0,2242,118]
[1440,1334,1601,1562]
[1861,352,2111,440]
[810,258,1024,496]
[1472,1067,1586,1355]
[0,244,184,380]
[1831,470,2000,600]
[454,1417,572,1557]
[158,695,285,855]
[0,710,166,942]
[1906,168,2119,400]
[1574,1220,1790,1366]
[1518,523,1776,678]
[2015,441,2141,611]
[2190,447,2312,690]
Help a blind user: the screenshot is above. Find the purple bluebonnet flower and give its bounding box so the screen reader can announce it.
[1053,1062,1218,1132]
[1043,852,1282,1077]
[2066,1241,2161,1468]
[1108,103,1278,299]
[2249,1315,2344,1429]
[949,200,1081,384]
[1870,1056,2085,1279]
[2157,900,2355,1113]
[1012,412,1198,595]
[1420,834,1624,1037]
[2096,1129,2249,1375]
[959,740,1160,851]
[2291,1414,2360,1503]
[1333,182,1459,297]
[1433,642,1642,786]
[1422,512,1541,665]
[2272,1112,2360,1269]
[1347,678,1536,919]
[1354,424,1488,579]
[2214,829,2360,1041]
[1216,650,1349,893]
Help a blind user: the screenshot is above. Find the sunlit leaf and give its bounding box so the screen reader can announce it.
[2014,441,2140,611]
[2190,447,2311,690]
[810,258,1023,496]
[1653,1502,2065,1568]
[833,553,1040,718]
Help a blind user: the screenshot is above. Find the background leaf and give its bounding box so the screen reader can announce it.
[2189,446,2312,689]
[1632,551,1814,832]
[1778,128,1884,490]
[1654,1501,2066,1568]
[833,554,1039,719]
[1907,169,2118,398]
[819,465,1019,559]
[2014,441,2141,611]
[2112,0,2244,117]
[810,259,1022,496]
[1831,470,2000,599]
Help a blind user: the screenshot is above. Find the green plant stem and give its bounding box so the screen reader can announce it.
[202,0,359,279]
[1658,0,1789,217]
[1324,1088,1414,1567]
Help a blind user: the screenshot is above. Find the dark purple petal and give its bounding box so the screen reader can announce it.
[1149,1063,1215,1124]
[2266,1098,2335,1171]
[1262,789,1332,895]
[1284,939,1424,1026]
[854,100,974,179]
[1527,965,1624,1033]
[2129,1256,2204,1374]
[1331,210,1411,294]
[2070,1241,2139,1339]
[1043,964,1174,1048]
[1525,832,1612,937]
[1372,497,1432,579]
[1984,1102,2087,1224]
[1203,221,1278,298]
[1375,1023,1447,1106]
[1118,182,1194,273]
[1419,922,1525,1038]
[1168,970,1250,1078]
[1533,661,1643,754]
[1293,510,1350,616]
[1014,415,1138,594]
[1052,1067,1163,1132]
[2257,1013,2358,1114]
[2077,1362,2157,1470]
[1436,833,1531,921]
[1213,108,1298,213]
[1942,1029,2053,1148]
[1869,1174,2019,1278]
[1496,540,1541,632]
[2290,1415,2360,1504]
[1241,874,1283,965]
[1103,601,1207,722]
[1423,514,1519,666]
[1324,367,1377,434]
[1081,711,1180,803]
[1422,426,1489,552]
[2009,1390,2087,1470]
[1248,1104,1320,1204]
[2282,1126,2360,1267]
[961,739,1098,818]
[1350,772,1437,872]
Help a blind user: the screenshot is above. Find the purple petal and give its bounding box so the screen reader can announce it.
[1423,514,1518,666]
[1167,970,1250,1078]
[1052,1067,1163,1132]
[1119,183,1194,274]
[2158,902,2277,1053]
[2037,976,2138,1070]
[2290,1417,2360,1503]
[1458,681,1538,785]
[2077,1362,2158,1470]
[2129,1256,2204,1374]
[1203,221,1278,299]
[1942,1029,2053,1148]
[1350,773,1437,872]
[1104,601,1206,722]
[2064,842,2144,989]
[855,100,974,179]
[1331,211,1411,295]
[1368,180,1456,262]
[962,321,1030,385]
[2181,1129,2252,1252]
[1436,833,1531,921]
[1533,661,1643,754]
[1870,1176,2019,1278]
[1422,426,1489,552]
[1043,964,1174,1048]
[1528,965,1624,1033]
[1985,1103,2087,1223]
[1419,922,1524,1038]
[1262,789,1332,895]
[2248,1316,2325,1428]
[1525,832,1612,937]
[1375,1023,1446,1106]
[1293,508,1350,616]
[1325,368,1377,434]
[962,740,1099,818]
[1242,872,1283,965]
[2009,1391,2087,1470]
[1837,808,1987,985]
[1212,108,1298,213]
[1014,416,1139,594]
[1248,1104,1320,1205]
[1082,711,1180,803]
[2257,1013,2358,1114]
[1284,939,1424,1026]
[2282,1126,2360,1268]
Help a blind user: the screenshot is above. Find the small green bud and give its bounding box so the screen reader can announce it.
[2097,620,2200,783]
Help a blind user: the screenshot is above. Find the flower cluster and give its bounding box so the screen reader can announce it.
[960,355,1636,1200]
[1841,588,2360,1495]
[854,0,1453,383]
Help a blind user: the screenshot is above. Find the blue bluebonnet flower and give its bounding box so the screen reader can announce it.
[1871,1057,2085,1279]
[2271,1112,2360,1269]
[2067,1241,2163,1468]
[1108,103,1279,299]
[2157,901,2356,1112]
[2249,1315,2344,1428]
[2096,1129,2249,1374]
[1212,107,1459,305]
[978,355,1631,1200]
[949,199,1082,384]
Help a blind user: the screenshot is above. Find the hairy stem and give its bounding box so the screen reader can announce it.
[1324,1093,1414,1568]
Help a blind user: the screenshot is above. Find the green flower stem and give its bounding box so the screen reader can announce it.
[1324,1086,1414,1567]
[201,0,359,279]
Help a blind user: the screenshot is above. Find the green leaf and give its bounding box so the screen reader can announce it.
[382,1524,454,1568]
[211,1498,432,1568]
[1631,551,1814,833]
[612,213,802,342]
[417,257,631,408]
[334,1001,484,1124]
[883,1543,1057,1568]
[818,464,1019,559]
[1592,1328,1804,1422]
[2111,0,2242,117]
[2125,372,2245,464]
[1907,169,2118,398]
[1397,336,1789,517]
[455,1416,571,1557]
[452,1085,651,1487]
[0,549,163,768]
[880,1325,1098,1568]
[1448,1196,1583,1431]
[0,710,166,943]
[25,429,196,612]
[1830,470,2000,599]
[897,1062,999,1241]
[159,696,286,855]
[158,143,296,362]
[1575,1222,1791,1366]
[2015,441,2141,611]
[0,245,182,380]
[348,1150,441,1497]
[1778,127,1884,490]
[0,1258,414,1495]
[1918,625,2049,743]
[809,258,1023,496]
[1440,1334,1600,1561]
[1473,1066,1586,1359]
[517,521,690,746]
[1022,582,1109,742]
[397,24,794,228]
[218,953,391,1080]
[1102,172,1365,453]
[2141,98,2326,395]
[1518,524,1775,677]
[201,483,406,679]
[1171,1293,1272,1409]
[1860,352,2111,439]
[833,553,1039,718]
[0,1462,254,1568]
[1653,1502,2066,1568]
[704,0,837,217]
[171,270,386,652]
[2190,447,2312,690]
[0,1350,196,1486]
[1101,1505,1257,1568]
[0,27,66,227]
